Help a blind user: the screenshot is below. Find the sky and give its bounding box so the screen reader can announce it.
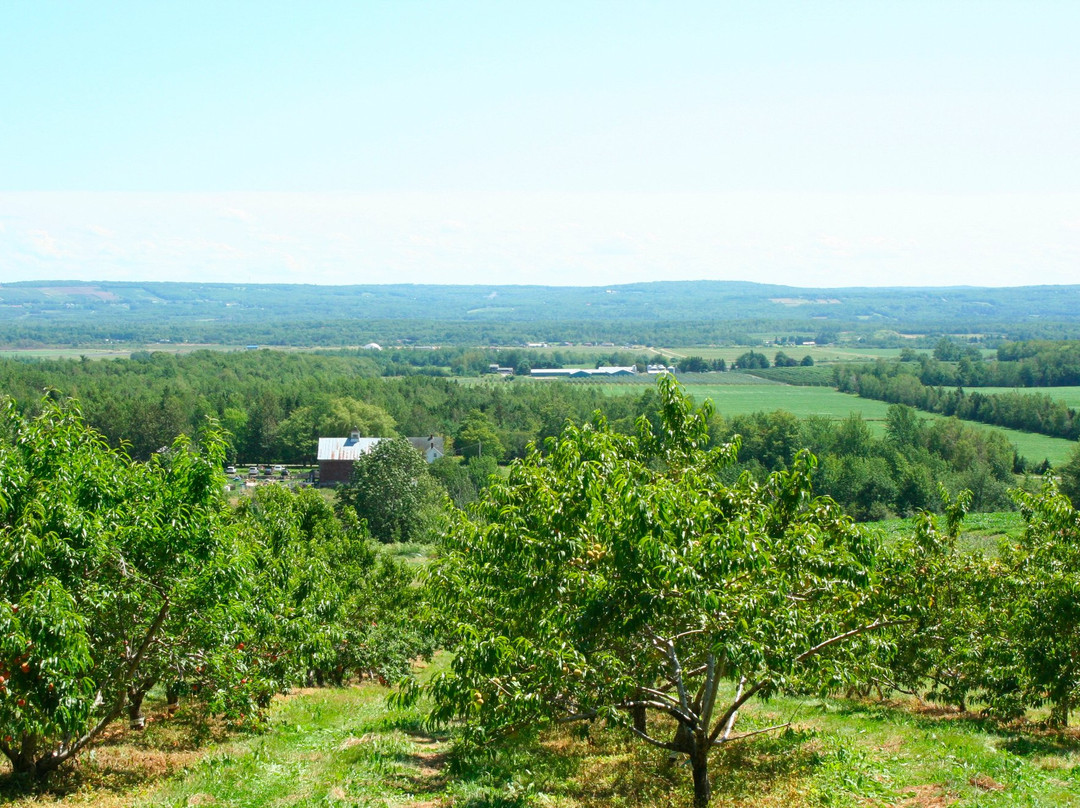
[2,1,1078,288]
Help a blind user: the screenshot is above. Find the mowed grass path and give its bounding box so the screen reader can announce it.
[5,623,1080,807]
[596,381,1077,465]
[21,677,1080,807]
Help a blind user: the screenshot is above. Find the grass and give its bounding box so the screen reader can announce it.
[140,684,437,808]
[8,652,1080,807]
[382,541,436,564]
[591,380,1077,466]
[658,346,910,363]
[873,511,1027,556]
[125,690,1080,806]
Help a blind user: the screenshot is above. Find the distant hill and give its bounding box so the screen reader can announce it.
[3,280,1078,324]
[1,280,1078,346]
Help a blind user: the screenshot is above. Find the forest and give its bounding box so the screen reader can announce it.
[0,348,1042,522]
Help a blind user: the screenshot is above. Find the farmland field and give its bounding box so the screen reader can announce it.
[656,345,909,363]
[965,385,1080,409]
[0,344,255,360]
[594,380,1077,465]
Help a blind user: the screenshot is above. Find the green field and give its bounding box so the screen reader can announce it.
[875,511,1026,556]
[657,345,908,363]
[966,385,1080,409]
[596,380,1077,465]
[0,344,257,360]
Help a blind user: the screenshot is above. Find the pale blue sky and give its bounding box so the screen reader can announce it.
[2,1,1078,286]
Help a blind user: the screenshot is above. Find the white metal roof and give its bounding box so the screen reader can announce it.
[317,436,383,461]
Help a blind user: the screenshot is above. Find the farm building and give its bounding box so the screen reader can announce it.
[317,432,445,486]
[530,366,637,378]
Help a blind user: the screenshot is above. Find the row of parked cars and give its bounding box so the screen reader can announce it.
[225,465,288,477]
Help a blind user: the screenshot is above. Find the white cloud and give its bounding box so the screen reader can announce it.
[27,229,63,257]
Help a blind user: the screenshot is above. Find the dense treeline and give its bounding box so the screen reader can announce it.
[837,361,1080,441]
[889,338,1080,388]
[0,350,1037,521]
[0,350,659,464]
[711,405,1017,519]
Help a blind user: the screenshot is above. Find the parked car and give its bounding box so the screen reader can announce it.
[273,465,285,472]
[249,466,258,476]
[226,465,236,475]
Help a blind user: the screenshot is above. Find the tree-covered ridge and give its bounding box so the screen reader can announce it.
[5,280,1080,346]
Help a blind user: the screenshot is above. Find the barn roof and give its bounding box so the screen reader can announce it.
[317,435,382,461]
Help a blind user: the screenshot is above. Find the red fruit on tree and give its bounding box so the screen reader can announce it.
[20,663,30,674]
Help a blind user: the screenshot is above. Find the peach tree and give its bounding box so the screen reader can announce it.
[421,377,897,807]
[230,485,430,699]
[0,398,239,776]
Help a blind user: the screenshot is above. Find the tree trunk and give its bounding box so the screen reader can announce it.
[2,733,43,777]
[668,720,693,764]
[631,703,647,734]
[166,682,181,714]
[128,688,147,730]
[691,742,711,808]
[1051,696,1070,728]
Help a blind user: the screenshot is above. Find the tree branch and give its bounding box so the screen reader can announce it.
[715,722,791,745]
[45,599,172,770]
[627,724,681,753]
[698,654,720,732]
[719,675,744,741]
[709,677,770,745]
[794,619,909,664]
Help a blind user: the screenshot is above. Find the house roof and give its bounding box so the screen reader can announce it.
[407,435,445,454]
